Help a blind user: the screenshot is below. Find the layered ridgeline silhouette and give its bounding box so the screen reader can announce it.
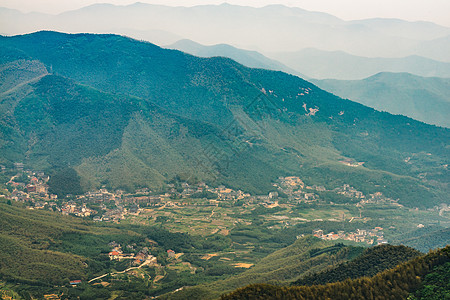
[0,31,449,208]
[313,72,450,128]
[168,41,450,128]
[1,3,450,61]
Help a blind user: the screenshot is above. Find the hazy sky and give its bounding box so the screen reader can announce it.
[1,0,450,27]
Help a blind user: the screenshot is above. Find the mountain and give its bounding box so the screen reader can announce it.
[293,244,421,286]
[391,226,450,252]
[0,31,449,208]
[0,200,241,299]
[1,4,450,60]
[416,34,450,62]
[0,201,90,285]
[167,39,306,78]
[167,236,364,299]
[0,62,230,193]
[313,72,450,128]
[269,48,450,80]
[222,245,450,300]
[349,18,450,41]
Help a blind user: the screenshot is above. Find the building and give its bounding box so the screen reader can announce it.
[36,184,48,194]
[269,191,278,199]
[109,251,120,260]
[312,229,323,237]
[26,185,36,193]
[167,249,176,258]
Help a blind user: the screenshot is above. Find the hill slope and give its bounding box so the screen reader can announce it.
[165,236,364,299]
[167,39,306,78]
[222,245,450,300]
[0,66,239,192]
[391,226,450,252]
[0,202,88,285]
[314,72,450,128]
[0,31,449,208]
[293,244,421,286]
[0,201,142,286]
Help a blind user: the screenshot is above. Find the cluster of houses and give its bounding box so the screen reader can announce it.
[107,241,156,266]
[312,227,388,245]
[358,191,400,206]
[2,164,401,225]
[60,202,97,217]
[275,176,397,206]
[275,176,327,202]
[4,166,57,204]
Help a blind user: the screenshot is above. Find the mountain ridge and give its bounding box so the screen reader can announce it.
[167,39,307,78]
[0,31,448,208]
[269,48,450,79]
[221,245,450,300]
[313,72,450,128]
[1,3,449,60]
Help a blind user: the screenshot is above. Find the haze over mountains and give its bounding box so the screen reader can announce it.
[168,40,450,128]
[270,49,450,80]
[1,3,450,299]
[167,39,306,78]
[313,73,450,128]
[0,2,448,203]
[1,3,450,61]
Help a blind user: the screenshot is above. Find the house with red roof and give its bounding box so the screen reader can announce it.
[109,251,120,260]
[167,249,175,258]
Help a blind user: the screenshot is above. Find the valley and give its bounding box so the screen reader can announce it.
[1,32,448,210]
[0,4,449,297]
[1,162,448,298]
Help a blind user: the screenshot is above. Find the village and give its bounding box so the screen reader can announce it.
[311,227,388,245]
[2,163,398,218]
[2,163,440,248]
[1,163,449,299]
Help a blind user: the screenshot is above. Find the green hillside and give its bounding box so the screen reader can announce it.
[293,244,422,286]
[221,245,450,300]
[167,39,306,78]
[314,72,450,128]
[0,201,246,299]
[391,226,450,252]
[163,236,364,299]
[0,31,449,207]
[0,200,141,299]
[0,203,89,285]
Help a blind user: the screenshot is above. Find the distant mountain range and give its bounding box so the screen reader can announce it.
[167,39,450,81]
[1,3,450,61]
[167,39,306,78]
[166,40,450,129]
[0,31,449,208]
[269,48,450,80]
[313,72,450,128]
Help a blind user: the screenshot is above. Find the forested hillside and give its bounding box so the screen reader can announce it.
[0,201,239,299]
[222,245,450,300]
[0,32,449,208]
[165,237,364,299]
[293,244,421,286]
[314,72,450,128]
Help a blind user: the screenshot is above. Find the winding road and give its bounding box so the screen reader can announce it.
[88,257,156,283]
